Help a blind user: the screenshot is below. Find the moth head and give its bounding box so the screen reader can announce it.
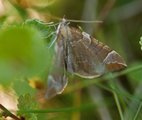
[48,18,69,48]
[56,18,70,39]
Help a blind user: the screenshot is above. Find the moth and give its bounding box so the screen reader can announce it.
[45,19,127,99]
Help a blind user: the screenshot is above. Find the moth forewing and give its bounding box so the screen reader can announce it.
[58,19,127,77]
[45,41,68,99]
[103,50,127,71]
[46,18,127,99]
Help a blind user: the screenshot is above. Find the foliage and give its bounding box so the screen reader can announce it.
[0,0,142,120]
[17,93,38,120]
[0,25,49,85]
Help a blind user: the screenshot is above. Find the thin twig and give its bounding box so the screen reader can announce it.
[0,104,21,120]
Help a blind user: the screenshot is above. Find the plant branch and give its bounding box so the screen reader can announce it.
[0,104,21,120]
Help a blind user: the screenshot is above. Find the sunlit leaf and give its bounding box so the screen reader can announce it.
[12,78,36,96]
[0,26,48,85]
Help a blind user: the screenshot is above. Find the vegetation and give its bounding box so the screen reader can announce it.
[0,0,142,120]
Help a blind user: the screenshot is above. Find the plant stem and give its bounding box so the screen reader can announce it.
[113,92,124,120]
[0,104,21,120]
[133,102,142,120]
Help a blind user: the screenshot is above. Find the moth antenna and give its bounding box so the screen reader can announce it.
[65,19,103,23]
[50,15,103,24]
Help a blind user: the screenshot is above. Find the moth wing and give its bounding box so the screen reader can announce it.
[59,25,126,78]
[66,29,107,78]
[45,42,68,99]
[103,50,127,71]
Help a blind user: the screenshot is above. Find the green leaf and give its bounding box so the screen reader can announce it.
[12,78,36,96]
[17,93,38,120]
[23,19,57,77]
[0,26,49,85]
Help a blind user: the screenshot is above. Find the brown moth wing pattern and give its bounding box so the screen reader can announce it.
[46,19,127,99]
[45,38,68,99]
[57,19,127,78]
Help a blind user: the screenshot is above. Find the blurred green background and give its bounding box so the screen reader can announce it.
[0,0,142,120]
